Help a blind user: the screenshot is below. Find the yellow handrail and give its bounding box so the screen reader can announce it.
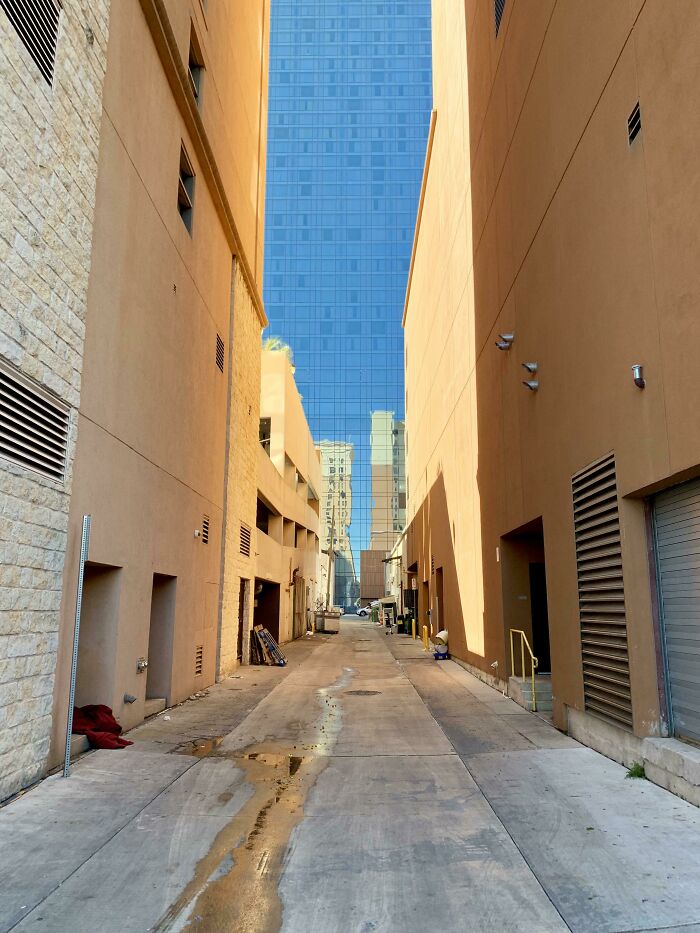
[509,629,539,712]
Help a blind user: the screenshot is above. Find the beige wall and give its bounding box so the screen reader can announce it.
[50,0,268,763]
[0,0,111,801]
[219,260,262,676]
[405,0,700,741]
[255,351,320,644]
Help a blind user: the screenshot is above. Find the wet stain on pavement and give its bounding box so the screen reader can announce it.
[174,737,224,757]
[154,667,355,933]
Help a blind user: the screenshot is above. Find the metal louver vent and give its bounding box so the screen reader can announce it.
[0,359,69,482]
[216,334,224,372]
[628,102,641,145]
[495,0,506,35]
[0,0,62,85]
[572,452,633,730]
[194,645,203,676]
[201,515,209,544]
[240,523,252,557]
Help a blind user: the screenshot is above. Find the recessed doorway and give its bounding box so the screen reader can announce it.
[253,579,281,642]
[75,562,122,708]
[501,518,551,677]
[146,574,176,703]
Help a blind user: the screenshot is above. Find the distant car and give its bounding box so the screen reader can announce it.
[356,604,372,617]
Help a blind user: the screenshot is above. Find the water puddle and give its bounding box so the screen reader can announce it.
[241,752,307,777]
[174,737,224,757]
[155,666,355,933]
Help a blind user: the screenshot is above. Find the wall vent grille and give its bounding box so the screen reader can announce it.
[201,515,209,544]
[495,0,506,35]
[240,523,252,557]
[216,334,225,372]
[572,452,633,730]
[0,359,69,481]
[194,645,203,676]
[628,102,642,145]
[0,0,62,85]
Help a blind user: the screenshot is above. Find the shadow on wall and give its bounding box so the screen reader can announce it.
[409,471,474,667]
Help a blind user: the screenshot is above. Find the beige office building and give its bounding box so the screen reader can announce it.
[43,0,270,773]
[254,350,321,646]
[318,440,357,608]
[360,411,406,603]
[404,0,700,788]
[369,411,406,552]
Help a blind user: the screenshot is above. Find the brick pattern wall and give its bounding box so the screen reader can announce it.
[0,1,110,801]
[219,258,262,677]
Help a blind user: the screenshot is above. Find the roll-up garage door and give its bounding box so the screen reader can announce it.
[654,477,700,743]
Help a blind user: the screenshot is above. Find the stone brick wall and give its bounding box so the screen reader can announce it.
[219,258,263,677]
[0,1,110,801]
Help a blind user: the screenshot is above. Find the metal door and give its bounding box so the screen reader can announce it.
[654,478,700,743]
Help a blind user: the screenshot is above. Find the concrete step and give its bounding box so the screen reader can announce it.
[70,734,90,759]
[509,675,552,713]
[144,697,167,718]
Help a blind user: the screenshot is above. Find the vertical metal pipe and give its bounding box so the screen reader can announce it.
[510,630,515,678]
[521,640,525,683]
[63,515,91,778]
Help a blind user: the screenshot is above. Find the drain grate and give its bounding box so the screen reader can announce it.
[346,690,381,696]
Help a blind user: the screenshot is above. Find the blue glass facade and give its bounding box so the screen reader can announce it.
[264,0,432,606]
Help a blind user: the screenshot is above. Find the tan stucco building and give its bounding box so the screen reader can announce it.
[404,0,700,784]
[254,350,321,645]
[45,0,270,770]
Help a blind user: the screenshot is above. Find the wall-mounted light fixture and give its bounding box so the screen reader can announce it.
[522,361,539,391]
[632,364,646,389]
[495,332,514,351]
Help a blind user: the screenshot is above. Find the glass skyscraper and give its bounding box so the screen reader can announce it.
[264,1,432,608]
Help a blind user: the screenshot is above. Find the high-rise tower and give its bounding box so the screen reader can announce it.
[263,1,432,606]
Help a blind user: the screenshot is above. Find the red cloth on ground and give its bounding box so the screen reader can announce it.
[72,704,133,749]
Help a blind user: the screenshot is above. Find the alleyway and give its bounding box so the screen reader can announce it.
[2,621,700,933]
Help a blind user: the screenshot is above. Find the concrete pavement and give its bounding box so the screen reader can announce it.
[1,619,700,932]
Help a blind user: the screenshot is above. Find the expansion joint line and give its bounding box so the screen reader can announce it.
[7,757,202,931]
[398,658,573,933]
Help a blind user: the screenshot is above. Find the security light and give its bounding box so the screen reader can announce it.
[632,364,646,389]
